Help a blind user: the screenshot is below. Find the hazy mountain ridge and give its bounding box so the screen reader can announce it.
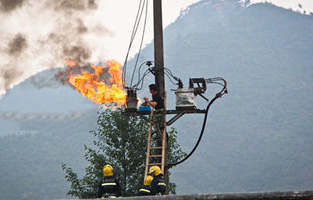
[0,67,99,199]
[1,0,313,199]
[0,67,98,135]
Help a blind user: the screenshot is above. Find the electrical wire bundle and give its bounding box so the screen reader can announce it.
[122,0,149,89]
[121,0,184,92]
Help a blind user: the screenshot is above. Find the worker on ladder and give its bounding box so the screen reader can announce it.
[143,84,165,134]
[149,166,166,195]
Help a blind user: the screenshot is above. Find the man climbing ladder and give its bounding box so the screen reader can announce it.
[144,84,165,134]
[143,84,168,193]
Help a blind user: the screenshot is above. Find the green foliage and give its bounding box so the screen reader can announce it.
[61,146,105,198]
[62,109,186,198]
[168,127,188,164]
[166,127,188,194]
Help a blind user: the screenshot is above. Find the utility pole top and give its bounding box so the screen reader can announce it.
[153,0,165,96]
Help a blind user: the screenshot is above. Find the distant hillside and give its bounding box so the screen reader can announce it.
[0,67,98,135]
[0,68,99,200]
[1,0,313,199]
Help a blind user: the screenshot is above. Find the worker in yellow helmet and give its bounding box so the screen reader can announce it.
[149,166,166,195]
[97,164,122,198]
[137,175,153,196]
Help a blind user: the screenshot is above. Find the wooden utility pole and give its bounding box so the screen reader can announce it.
[153,0,169,194]
[153,0,165,94]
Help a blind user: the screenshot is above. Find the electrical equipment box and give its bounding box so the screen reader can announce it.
[175,88,196,110]
[189,78,206,95]
[125,89,138,112]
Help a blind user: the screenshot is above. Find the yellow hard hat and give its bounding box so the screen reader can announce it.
[103,164,113,176]
[149,166,161,176]
[144,175,153,186]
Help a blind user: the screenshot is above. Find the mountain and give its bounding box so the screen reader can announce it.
[127,0,313,194]
[1,0,313,199]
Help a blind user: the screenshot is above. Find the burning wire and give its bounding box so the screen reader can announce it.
[63,59,126,105]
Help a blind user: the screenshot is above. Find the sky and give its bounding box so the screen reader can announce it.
[0,0,312,97]
[96,0,313,62]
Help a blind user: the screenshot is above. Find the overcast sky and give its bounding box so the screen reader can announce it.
[0,0,312,97]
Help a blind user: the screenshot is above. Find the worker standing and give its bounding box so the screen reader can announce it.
[143,84,165,134]
[137,175,154,196]
[149,166,166,195]
[97,164,122,198]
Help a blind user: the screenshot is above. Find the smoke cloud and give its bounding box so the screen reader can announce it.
[0,0,113,97]
[8,34,28,55]
[0,0,24,12]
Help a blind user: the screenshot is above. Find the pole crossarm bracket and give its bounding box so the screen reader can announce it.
[122,109,206,117]
[166,112,185,126]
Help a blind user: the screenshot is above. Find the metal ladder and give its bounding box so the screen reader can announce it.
[144,109,167,178]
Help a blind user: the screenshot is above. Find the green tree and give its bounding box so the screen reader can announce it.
[62,109,186,198]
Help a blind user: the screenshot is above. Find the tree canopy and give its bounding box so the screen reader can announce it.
[62,108,186,198]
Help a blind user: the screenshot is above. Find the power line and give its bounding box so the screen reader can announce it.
[122,0,146,87]
[130,0,149,87]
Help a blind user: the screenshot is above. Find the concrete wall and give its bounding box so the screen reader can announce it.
[56,190,313,200]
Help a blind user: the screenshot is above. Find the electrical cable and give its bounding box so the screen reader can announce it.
[133,65,178,90]
[133,69,151,90]
[130,0,149,87]
[138,70,150,90]
[136,61,153,89]
[122,0,145,87]
[138,61,153,80]
[164,67,181,82]
[165,70,178,85]
[133,68,149,89]
[164,67,174,76]
[123,3,142,86]
[132,68,150,88]
[131,61,181,90]
[168,78,227,168]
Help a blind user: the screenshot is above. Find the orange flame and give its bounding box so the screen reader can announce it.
[65,59,126,104]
